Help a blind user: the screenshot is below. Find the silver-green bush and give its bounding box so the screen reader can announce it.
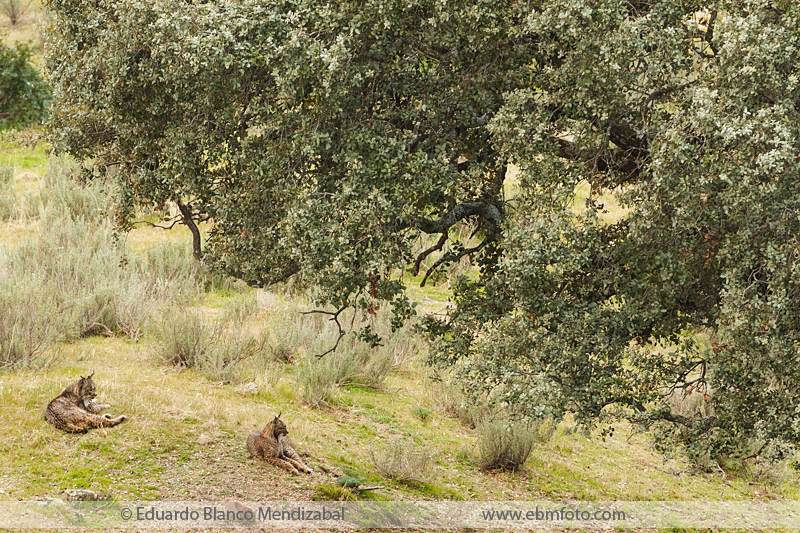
[369,438,435,484]
[476,417,553,472]
[0,162,203,368]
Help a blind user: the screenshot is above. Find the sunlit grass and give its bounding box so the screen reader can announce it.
[3,328,795,501]
[0,134,49,176]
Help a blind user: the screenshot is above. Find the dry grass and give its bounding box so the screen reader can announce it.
[571,180,630,224]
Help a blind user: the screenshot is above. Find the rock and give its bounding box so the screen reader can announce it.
[236,382,259,395]
[62,489,111,501]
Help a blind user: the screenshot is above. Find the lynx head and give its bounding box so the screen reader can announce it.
[272,412,288,438]
[77,372,97,401]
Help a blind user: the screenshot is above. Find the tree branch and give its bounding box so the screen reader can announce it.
[131,217,183,231]
[413,231,448,276]
[416,200,502,235]
[420,234,493,287]
[303,305,349,358]
[703,10,719,57]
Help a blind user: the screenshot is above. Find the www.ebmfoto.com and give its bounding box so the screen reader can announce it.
[481,507,626,522]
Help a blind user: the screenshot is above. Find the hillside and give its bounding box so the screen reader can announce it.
[0,138,797,509]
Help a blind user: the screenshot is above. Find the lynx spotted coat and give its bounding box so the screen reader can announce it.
[45,373,127,433]
[247,414,311,475]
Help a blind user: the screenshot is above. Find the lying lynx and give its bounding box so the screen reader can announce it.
[247,413,312,475]
[45,373,127,434]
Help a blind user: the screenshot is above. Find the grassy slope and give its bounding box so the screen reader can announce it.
[1,141,798,506]
[4,332,796,503]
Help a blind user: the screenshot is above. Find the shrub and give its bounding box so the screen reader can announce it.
[267,310,311,363]
[430,375,490,429]
[0,161,204,370]
[254,360,283,391]
[0,164,15,220]
[152,299,269,384]
[39,159,107,222]
[411,406,433,421]
[370,438,435,484]
[139,240,201,288]
[312,483,358,502]
[476,417,553,472]
[0,42,49,130]
[298,329,396,408]
[297,349,350,408]
[200,329,267,384]
[223,292,259,324]
[0,279,61,369]
[152,306,211,368]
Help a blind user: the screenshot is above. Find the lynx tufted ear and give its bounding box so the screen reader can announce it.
[88,371,95,379]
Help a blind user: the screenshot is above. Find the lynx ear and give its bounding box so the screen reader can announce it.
[88,371,95,379]
[276,412,282,419]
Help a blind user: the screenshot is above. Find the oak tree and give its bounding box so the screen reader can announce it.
[44,0,800,462]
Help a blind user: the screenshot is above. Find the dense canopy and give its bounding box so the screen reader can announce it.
[45,0,800,462]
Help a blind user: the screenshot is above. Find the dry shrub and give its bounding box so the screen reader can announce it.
[267,309,320,363]
[0,283,60,369]
[152,306,211,368]
[0,162,203,361]
[370,438,435,484]
[476,417,553,472]
[0,165,15,220]
[152,302,268,384]
[298,328,395,408]
[430,376,490,428]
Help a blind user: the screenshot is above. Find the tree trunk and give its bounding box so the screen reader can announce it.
[177,200,203,261]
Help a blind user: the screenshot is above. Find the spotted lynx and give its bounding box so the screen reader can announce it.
[45,373,127,433]
[247,413,312,475]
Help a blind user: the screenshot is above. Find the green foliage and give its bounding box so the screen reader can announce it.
[336,475,364,488]
[411,406,433,421]
[428,0,800,464]
[0,41,49,130]
[312,483,358,501]
[43,0,524,319]
[44,0,800,463]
